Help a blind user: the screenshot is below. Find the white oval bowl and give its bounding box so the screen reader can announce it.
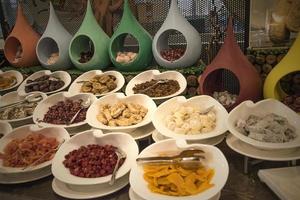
[0,124,70,174]
[86,93,157,132]
[68,70,125,97]
[125,70,187,102]
[0,70,23,92]
[227,99,300,150]
[17,70,71,96]
[0,121,12,137]
[152,95,228,140]
[0,91,47,125]
[33,92,97,128]
[130,139,228,200]
[51,130,139,185]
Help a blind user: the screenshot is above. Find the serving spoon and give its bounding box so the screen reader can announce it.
[109,148,127,185]
[138,79,170,93]
[0,93,43,110]
[66,98,91,125]
[136,149,205,169]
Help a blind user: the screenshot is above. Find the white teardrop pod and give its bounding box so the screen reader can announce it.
[36,2,72,70]
[152,0,202,68]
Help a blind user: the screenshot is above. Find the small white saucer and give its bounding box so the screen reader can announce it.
[52,173,129,199]
[129,187,221,200]
[226,134,300,161]
[103,123,155,141]
[152,130,225,145]
[0,166,51,184]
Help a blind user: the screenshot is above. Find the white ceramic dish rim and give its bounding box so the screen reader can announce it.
[0,124,70,174]
[125,69,187,100]
[86,93,157,131]
[33,92,97,128]
[17,70,71,96]
[152,95,228,140]
[0,70,24,92]
[0,121,12,136]
[130,139,229,200]
[68,70,125,97]
[52,173,129,199]
[51,130,139,185]
[227,99,300,150]
[0,91,47,123]
[226,134,300,161]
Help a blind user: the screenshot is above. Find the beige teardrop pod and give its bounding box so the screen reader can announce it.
[4,4,40,67]
[199,17,262,111]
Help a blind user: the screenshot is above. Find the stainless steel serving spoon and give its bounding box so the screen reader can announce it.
[66,98,91,125]
[138,79,169,93]
[0,93,43,110]
[109,148,127,185]
[136,149,205,169]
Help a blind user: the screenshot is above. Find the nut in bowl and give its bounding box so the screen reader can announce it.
[130,139,229,200]
[227,99,300,150]
[86,93,157,132]
[0,124,70,174]
[0,70,23,92]
[125,70,187,102]
[68,70,125,97]
[17,70,71,96]
[0,91,47,126]
[33,92,97,128]
[51,130,139,185]
[152,95,228,141]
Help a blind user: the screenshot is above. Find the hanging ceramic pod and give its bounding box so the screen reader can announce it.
[152,0,201,69]
[36,2,72,70]
[109,0,152,72]
[69,0,110,71]
[4,4,40,67]
[199,17,262,111]
[264,34,300,107]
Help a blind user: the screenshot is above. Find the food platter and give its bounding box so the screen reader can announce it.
[226,134,300,161]
[151,130,225,145]
[52,173,129,199]
[0,70,23,92]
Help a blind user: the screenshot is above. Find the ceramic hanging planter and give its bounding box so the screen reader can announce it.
[152,0,202,69]
[4,4,40,67]
[69,0,110,71]
[264,34,300,99]
[36,2,72,70]
[199,17,262,111]
[108,0,152,72]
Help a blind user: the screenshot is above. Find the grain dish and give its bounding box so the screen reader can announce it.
[165,106,216,135]
[0,102,38,120]
[0,133,58,168]
[235,113,297,143]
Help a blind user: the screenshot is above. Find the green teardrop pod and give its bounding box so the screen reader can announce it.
[109,0,152,72]
[69,0,110,71]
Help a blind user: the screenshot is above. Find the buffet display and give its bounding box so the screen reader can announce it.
[1,2,299,200]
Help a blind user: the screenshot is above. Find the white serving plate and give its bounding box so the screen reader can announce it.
[33,92,97,128]
[152,95,228,141]
[129,187,221,200]
[17,70,71,96]
[0,70,23,92]
[68,70,125,97]
[227,99,300,150]
[258,166,300,200]
[0,121,12,137]
[52,173,129,199]
[226,134,300,161]
[125,70,187,102]
[52,130,139,185]
[152,130,225,146]
[130,139,229,200]
[0,91,47,126]
[101,123,155,141]
[0,124,70,174]
[0,165,51,184]
[86,93,157,132]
